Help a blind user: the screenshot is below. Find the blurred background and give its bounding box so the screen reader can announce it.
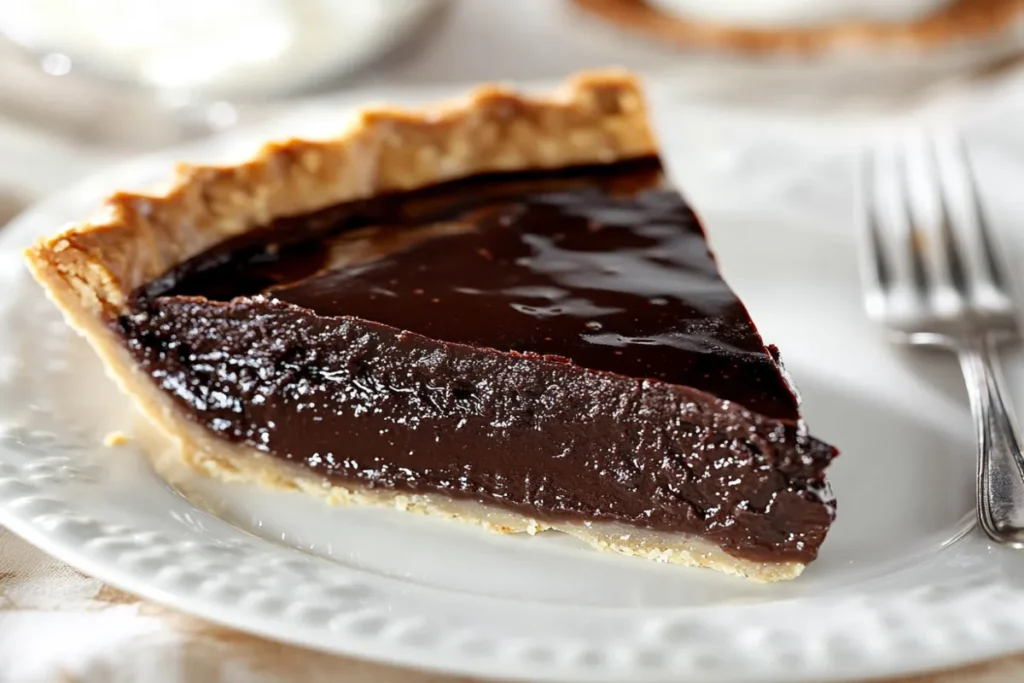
[2,0,1024,224]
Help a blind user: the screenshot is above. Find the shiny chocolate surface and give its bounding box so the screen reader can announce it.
[149,159,799,421]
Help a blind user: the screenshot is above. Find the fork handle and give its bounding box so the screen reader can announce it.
[957,335,1024,545]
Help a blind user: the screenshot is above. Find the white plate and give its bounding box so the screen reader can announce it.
[4,99,1024,683]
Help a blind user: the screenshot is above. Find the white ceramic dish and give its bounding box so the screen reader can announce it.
[0,0,445,97]
[3,99,1024,682]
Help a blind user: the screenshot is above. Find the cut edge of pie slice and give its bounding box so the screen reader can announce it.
[25,70,835,583]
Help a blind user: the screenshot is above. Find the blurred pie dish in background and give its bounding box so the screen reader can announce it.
[571,0,1024,54]
[0,0,444,148]
[0,0,444,98]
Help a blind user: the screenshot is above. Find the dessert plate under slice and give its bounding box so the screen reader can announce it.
[2,113,1024,682]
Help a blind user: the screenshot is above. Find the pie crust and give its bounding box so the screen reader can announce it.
[571,0,1024,54]
[25,71,808,582]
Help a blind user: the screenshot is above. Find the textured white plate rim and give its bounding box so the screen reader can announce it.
[3,109,1024,682]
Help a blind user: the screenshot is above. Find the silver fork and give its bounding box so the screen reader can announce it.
[861,132,1024,546]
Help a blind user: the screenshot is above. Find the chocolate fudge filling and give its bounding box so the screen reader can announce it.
[117,158,837,563]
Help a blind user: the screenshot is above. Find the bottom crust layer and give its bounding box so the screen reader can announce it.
[166,439,804,583]
[29,259,804,583]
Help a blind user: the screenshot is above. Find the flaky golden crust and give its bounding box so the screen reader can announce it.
[24,70,657,318]
[571,0,1024,55]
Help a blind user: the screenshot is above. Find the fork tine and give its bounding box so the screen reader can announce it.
[901,130,965,318]
[959,139,1009,289]
[859,148,888,317]
[864,142,924,323]
[933,133,1011,312]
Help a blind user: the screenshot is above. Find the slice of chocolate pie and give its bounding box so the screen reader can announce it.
[25,71,837,582]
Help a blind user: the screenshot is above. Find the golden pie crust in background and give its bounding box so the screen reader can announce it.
[570,0,1024,54]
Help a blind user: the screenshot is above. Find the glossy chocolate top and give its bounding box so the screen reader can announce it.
[148,159,799,421]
